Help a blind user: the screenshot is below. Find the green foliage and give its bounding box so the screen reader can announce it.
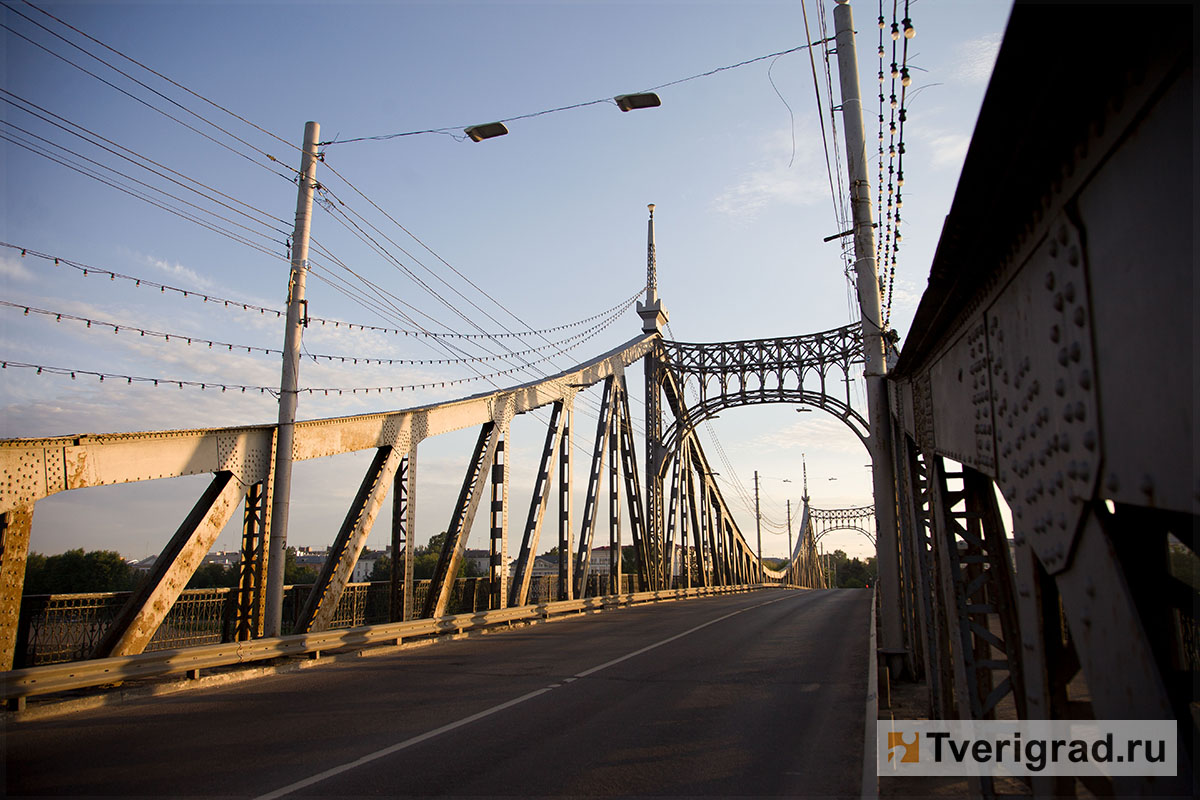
[284,547,318,585]
[369,554,392,582]
[23,549,138,594]
[825,549,877,588]
[411,532,473,579]
[187,562,239,589]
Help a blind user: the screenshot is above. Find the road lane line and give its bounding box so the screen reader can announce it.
[572,593,793,679]
[253,686,555,800]
[253,591,799,799]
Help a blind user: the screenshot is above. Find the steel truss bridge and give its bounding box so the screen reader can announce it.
[0,4,1194,797]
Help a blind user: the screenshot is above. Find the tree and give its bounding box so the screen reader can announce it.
[824,549,877,588]
[284,547,318,585]
[411,532,473,579]
[23,549,137,594]
[187,562,238,589]
[369,554,392,583]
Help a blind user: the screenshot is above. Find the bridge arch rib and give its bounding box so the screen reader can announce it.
[650,323,870,482]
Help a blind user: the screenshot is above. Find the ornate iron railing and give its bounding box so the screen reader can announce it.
[14,573,655,667]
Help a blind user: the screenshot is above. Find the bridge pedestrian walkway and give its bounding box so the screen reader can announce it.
[4,588,872,798]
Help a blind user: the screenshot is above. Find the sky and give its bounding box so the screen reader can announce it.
[0,0,1011,564]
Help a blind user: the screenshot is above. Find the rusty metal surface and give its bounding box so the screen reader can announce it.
[94,472,248,658]
[296,446,404,633]
[0,505,34,671]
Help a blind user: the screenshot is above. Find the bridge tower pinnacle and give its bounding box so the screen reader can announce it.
[802,453,810,504]
[637,204,669,334]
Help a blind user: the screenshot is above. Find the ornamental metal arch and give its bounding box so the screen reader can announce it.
[653,324,871,474]
[809,505,876,547]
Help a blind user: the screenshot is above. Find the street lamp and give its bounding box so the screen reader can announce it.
[464,122,509,142]
[465,92,661,142]
[614,92,662,111]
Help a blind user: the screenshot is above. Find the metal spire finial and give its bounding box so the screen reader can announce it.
[637,203,668,333]
[802,453,810,502]
[646,203,657,296]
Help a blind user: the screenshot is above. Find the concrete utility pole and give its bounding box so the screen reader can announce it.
[831,0,905,676]
[265,121,320,637]
[754,470,763,582]
[786,498,793,586]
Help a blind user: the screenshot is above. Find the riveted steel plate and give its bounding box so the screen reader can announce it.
[987,215,1099,574]
[927,320,995,473]
[0,450,46,512]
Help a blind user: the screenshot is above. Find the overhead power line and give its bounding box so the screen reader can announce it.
[320,40,834,146]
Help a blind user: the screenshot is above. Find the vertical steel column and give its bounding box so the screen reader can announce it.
[404,448,417,620]
[617,379,651,591]
[557,401,573,600]
[574,378,614,596]
[832,0,905,674]
[645,354,664,590]
[664,447,681,588]
[0,505,34,671]
[389,454,409,622]
[511,403,562,607]
[489,431,509,609]
[608,393,622,595]
[234,480,270,640]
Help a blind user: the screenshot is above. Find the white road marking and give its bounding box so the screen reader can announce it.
[254,592,796,799]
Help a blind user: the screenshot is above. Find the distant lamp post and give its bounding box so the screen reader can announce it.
[614,92,661,112]
[464,122,509,142]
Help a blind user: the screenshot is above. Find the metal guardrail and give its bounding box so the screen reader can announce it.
[14,574,654,668]
[2,585,770,701]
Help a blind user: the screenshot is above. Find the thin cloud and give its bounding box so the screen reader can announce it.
[751,415,865,455]
[952,34,1001,85]
[144,255,219,292]
[712,125,827,220]
[927,132,970,171]
[0,256,36,283]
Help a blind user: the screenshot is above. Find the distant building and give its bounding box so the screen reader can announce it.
[464,548,515,576]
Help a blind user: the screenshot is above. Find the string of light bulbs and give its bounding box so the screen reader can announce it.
[876,0,915,329]
[0,296,635,367]
[0,242,642,341]
[0,296,630,395]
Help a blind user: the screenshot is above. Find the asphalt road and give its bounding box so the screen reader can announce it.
[4,588,872,798]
